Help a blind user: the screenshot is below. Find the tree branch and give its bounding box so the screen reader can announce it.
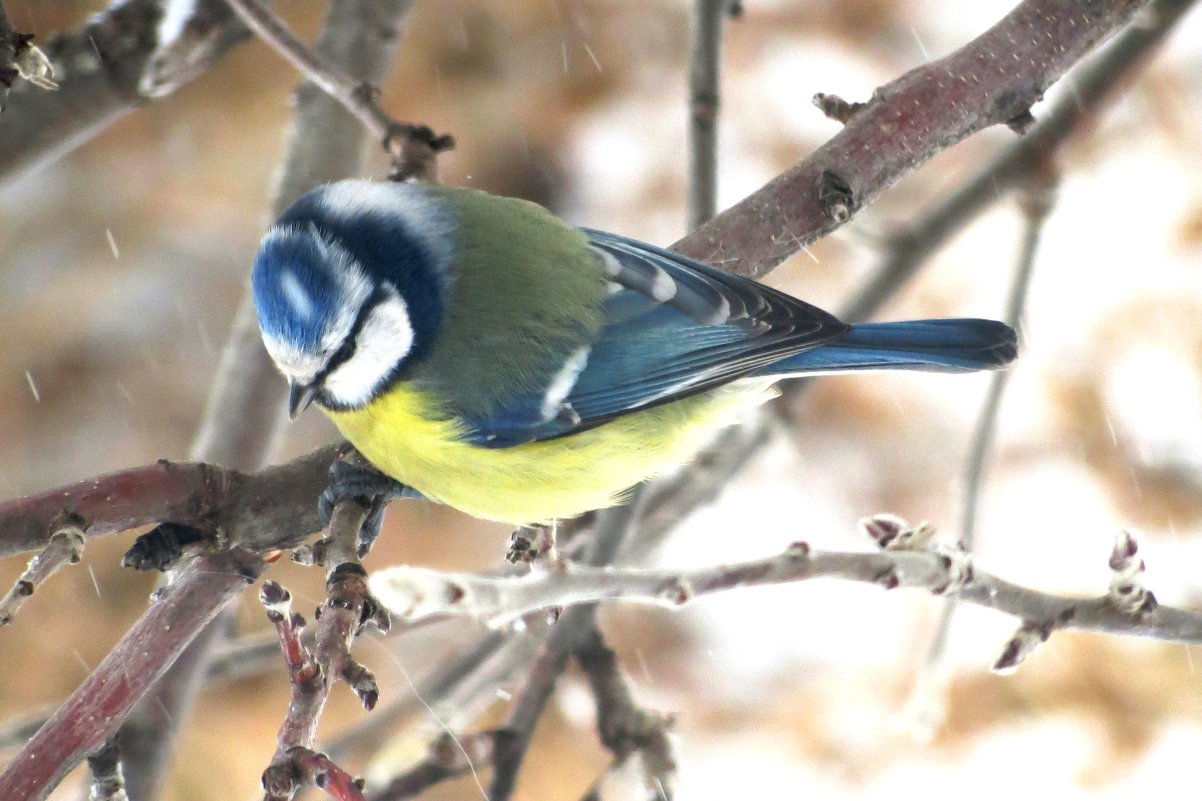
[367,729,509,801]
[838,0,1197,324]
[0,446,336,558]
[372,524,1202,651]
[0,547,263,801]
[574,626,676,800]
[0,520,84,626]
[0,0,252,181]
[672,0,1151,278]
[224,0,453,180]
[686,0,734,231]
[484,499,646,801]
[903,168,1059,737]
[259,497,382,801]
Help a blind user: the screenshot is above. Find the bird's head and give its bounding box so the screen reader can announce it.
[251,182,453,417]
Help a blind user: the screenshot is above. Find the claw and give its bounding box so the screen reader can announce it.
[319,452,425,554]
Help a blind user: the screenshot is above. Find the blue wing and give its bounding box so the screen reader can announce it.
[458,230,849,447]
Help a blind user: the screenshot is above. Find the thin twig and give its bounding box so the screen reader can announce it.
[960,172,1057,552]
[0,521,84,626]
[489,496,645,801]
[373,523,1202,649]
[906,170,1057,735]
[262,499,379,801]
[574,627,676,799]
[686,0,729,231]
[368,730,510,801]
[223,0,452,179]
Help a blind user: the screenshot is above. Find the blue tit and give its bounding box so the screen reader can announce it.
[251,180,1016,524]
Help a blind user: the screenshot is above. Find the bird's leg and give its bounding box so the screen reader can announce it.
[319,450,424,556]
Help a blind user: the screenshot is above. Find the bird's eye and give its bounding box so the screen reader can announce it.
[333,339,356,365]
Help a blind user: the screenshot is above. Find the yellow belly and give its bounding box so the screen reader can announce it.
[323,380,777,524]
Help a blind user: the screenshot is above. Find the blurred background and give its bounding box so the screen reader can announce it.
[2,0,1202,798]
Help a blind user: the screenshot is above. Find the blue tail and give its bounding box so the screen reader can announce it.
[760,318,1017,376]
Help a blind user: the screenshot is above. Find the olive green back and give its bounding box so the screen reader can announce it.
[408,185,608,419]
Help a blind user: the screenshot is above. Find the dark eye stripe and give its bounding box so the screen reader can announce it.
[312,287,387,387]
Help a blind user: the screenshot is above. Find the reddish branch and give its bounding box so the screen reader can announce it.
[839,0,1198,324]
[0,548,263,800]
[0,445,336,558]
[261,500,386,801]
[673,0,1151,278]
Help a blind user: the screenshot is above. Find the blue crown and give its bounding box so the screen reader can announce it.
[252,225,355,352]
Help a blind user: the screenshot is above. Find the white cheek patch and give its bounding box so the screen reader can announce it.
[322,292,416,408]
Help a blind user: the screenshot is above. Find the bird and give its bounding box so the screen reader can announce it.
[251,179,1016,525]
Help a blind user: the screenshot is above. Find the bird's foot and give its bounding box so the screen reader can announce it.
[319,450,423,556]
[123,522,210,571]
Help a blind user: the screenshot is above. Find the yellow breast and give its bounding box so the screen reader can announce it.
[323,380,776,524]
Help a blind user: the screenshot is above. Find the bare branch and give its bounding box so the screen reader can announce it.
[488,499,645,801]
[686,0,731,231]
[0,548,262,801]
[0,446,337,558]
[0,0,252,181]
[266,746,367,801]
[368,729,509,801]
[223,0,453,180]
[322,628,533,763]
[903,168,1058,736]
[0,520,84,626]
[262,497,386,801]
[839,0,1196,323]
[372,522,1202,650]
[574,627,676,800]
[672,0,1153,278]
